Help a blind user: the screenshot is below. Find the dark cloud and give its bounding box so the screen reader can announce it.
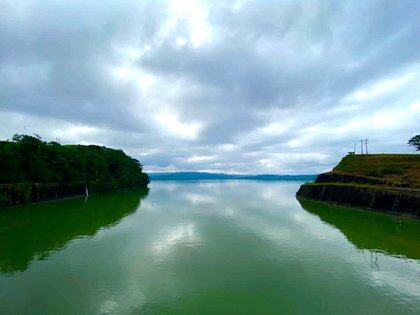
[0,0,419,174]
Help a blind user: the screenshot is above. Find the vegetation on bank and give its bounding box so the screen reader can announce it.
[297,152,420,217]
[0,134,149,206]
[333,154,420,188]
[304,182,395,190]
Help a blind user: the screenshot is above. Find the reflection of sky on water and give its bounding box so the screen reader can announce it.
[142,181,420,304]
[1,181,419,314]
[151,222,199,258]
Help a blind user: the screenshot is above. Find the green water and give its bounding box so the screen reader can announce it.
[0,181,419,314]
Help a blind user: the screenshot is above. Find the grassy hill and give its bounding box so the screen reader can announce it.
[333,154,420,188]
[297,153,420,217]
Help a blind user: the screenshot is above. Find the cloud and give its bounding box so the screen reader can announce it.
[0,0,419,174]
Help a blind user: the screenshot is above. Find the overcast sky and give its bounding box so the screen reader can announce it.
[0,0,419,174]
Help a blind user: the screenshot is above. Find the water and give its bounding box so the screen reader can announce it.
[0,181,419,314]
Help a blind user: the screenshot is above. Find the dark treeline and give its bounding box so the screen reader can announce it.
[0,134,149,206]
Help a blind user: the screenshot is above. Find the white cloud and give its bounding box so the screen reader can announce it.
[186,154,216,162]
[153,110,202,140]
[345,71,416,102]
[169,0,212,48]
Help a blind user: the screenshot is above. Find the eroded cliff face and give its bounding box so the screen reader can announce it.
[297,184,419,218]
[297,154,420,218]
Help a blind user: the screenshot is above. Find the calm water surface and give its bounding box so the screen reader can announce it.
[0,181,419,314]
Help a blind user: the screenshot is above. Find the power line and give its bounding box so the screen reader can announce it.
[354,138,369,154]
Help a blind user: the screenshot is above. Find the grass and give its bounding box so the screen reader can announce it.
[304,181,398,191]
[332,154,420,188]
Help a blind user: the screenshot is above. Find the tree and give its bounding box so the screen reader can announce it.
[408,135,420,151]
[0,134,149,187]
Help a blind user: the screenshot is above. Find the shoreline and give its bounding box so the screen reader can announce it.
[296,182,420,218]
[0,183,149,208]
[296,195,419,220]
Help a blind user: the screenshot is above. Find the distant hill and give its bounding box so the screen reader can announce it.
[149,172,317,181]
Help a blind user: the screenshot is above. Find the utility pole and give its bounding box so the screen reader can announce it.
[360,139,364,154]
[365,139,368,155]
[354,143,356,154]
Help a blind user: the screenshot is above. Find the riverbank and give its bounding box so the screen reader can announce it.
[296,154,420,218]
[0,181,150,208]
[0,134,149,207]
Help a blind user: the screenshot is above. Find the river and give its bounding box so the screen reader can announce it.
[0,181,419,314]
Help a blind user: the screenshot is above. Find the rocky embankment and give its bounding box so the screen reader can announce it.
[296,153,420,218]
[297,181,419,217]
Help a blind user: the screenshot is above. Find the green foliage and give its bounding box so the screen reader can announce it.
[333,153,420,188]
[366,166,404,178]
[0,191,7,208]
[408,135,420,151]
[0,134,149,189]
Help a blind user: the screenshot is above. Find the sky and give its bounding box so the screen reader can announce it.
[0,0,419,174]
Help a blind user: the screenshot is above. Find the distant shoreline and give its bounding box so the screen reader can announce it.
[149,172,317,181]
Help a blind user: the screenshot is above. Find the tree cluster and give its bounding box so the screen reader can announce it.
[0,134,149,188]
